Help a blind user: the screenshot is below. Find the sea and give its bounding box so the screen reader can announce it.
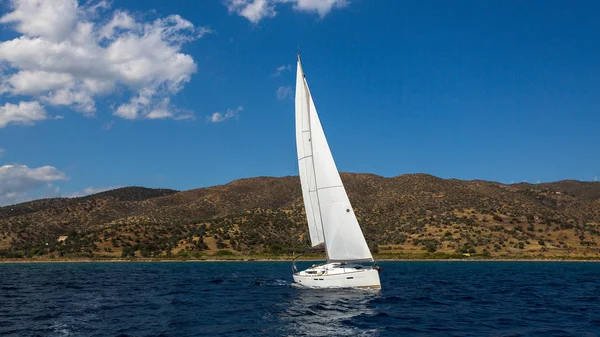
[1,261,600,336]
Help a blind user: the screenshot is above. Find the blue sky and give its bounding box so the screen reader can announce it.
[0,0,598,205]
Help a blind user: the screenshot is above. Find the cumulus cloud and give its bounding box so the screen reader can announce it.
[225,0,276,24]
[225,0,348,23]
[0,0,211,120]
[276,86,292,100]
[0,0,79,41]
[0,164,67,206]
[0,101,57,128]
[207,106,243,123]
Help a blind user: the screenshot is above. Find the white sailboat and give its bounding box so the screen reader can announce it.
[292,55,381,289]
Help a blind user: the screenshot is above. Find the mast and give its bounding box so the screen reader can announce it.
[298,54,329,260]
[296,54,373,263]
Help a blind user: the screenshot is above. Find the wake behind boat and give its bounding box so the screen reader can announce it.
[292,54,381,289]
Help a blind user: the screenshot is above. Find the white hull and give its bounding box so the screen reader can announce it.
[292,263,381,289]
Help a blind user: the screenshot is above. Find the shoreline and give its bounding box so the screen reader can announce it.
[2,257,600,263]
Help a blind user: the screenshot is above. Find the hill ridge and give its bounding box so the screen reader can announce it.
[1,173,599,259]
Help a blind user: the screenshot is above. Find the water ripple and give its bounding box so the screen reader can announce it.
[2,261,600,336]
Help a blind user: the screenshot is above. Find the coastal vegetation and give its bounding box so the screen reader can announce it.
[1,174,599,261]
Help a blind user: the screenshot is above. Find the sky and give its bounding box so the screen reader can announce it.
[0,0,598,206]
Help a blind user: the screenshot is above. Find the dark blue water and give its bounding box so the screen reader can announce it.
[1,261,600,336]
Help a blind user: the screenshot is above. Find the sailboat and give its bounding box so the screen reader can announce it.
[292,55,381,289]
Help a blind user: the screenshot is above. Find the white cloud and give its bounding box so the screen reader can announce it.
[2,70,74,95]
[224,0,349,23]
[0,0,211,120]
[0,101,53,128]
[293,0,349,18]
[273,64,291,76]
[83,186,119,195]
[276,85,292,100]
[66,185,121,198]
[0,164,67,206]
[84,0,110,16]
[0,149,4,157]
[207,106,243,123]
[0,0,79,41]
[225,0,277,24]
[99,10,138,39]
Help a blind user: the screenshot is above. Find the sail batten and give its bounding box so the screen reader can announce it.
[295,56,373,263]
[316,185,343,190]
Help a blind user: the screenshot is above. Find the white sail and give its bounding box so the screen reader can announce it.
[295,60,325,247]
[295,57,373,263]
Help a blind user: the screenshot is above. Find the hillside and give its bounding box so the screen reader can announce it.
[1,174,599,260]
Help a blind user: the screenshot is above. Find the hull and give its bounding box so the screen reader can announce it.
[292,263,381,289]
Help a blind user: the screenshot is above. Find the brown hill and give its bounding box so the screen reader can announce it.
[1,174,599,259]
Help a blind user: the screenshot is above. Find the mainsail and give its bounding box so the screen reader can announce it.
[295,56,373,263]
